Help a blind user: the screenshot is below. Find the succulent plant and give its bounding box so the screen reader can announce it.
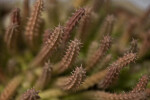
[0,0,150,100]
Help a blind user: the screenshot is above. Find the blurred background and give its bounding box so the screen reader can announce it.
[0,0,150,10]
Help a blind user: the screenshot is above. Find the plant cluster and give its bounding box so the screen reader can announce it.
[0,0,150,100]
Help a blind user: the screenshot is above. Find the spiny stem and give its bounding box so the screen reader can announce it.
[4,8,20,53]
[77,8,92,42]
[60,65,86,91]
[30,25,64,67]
[96,15,115,40]
[35,61,52,90]
[86,35,111,71]
[98,52,137,89]
[0,75,22,100]
[131,75,149,93]
[25,0,44,47]
[82,90,150,100]
[11,8,20,25]
[63,8,85,43]
[21,88,40,100]
[54,39,81,74]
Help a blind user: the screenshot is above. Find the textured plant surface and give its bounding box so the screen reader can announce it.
[59,65,86,91]
[25,0,44,48]
[0,0,150,100]
[20,88,40,100]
